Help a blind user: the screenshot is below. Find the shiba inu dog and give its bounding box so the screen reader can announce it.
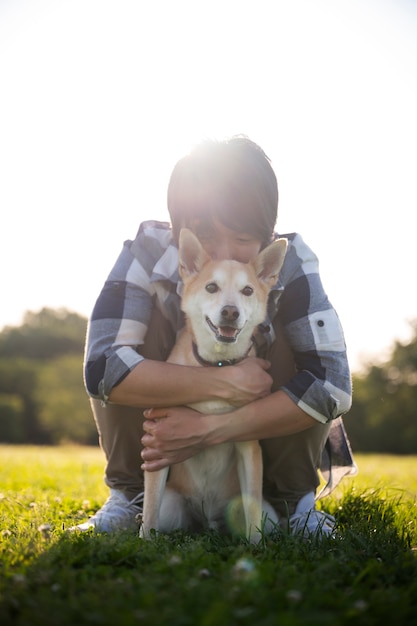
[140,228,287,543]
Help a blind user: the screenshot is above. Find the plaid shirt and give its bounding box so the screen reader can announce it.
[85,220,352,423]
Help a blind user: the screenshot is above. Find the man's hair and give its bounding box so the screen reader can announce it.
[167,136,278,246]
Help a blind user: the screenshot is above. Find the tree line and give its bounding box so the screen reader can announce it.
[0,308,95,445]
[0,308,416,453]
[346,320,417,454]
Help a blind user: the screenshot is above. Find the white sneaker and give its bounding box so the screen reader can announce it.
[289,492,335,539]
[69,489,144,532]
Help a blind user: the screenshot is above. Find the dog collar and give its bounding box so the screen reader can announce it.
[191,341,253,367]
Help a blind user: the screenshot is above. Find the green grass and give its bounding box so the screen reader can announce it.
[0,446,416,626]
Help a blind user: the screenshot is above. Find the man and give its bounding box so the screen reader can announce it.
[74,136,354,537]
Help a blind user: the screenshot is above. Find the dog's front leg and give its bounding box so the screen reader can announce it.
[235,441,263,543]
[140,467,169,539]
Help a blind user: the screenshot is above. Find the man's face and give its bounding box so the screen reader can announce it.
[192,217,262,263]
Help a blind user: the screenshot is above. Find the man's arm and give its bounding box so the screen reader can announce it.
[140,388,316,471]
[109,356,273,408]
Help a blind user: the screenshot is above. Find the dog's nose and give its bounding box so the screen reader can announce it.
[221,306,240,322]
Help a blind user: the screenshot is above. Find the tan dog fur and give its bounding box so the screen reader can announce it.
[140,228,287,543]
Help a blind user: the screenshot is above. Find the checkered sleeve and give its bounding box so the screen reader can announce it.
[84,221,172,401]
[278,234,352,423]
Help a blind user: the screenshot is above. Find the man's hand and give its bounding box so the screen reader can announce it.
[219,357,273,406]
[141,406,207,472]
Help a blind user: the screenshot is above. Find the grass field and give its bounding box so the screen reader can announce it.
[0,445,416,626]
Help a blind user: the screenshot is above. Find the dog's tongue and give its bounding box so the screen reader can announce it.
[219,326,237,338]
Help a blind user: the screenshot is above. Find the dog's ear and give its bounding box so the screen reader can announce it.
[178,228,210,279]
[253,238,287,288]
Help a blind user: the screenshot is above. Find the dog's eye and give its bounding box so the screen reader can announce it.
[241,286,254,296]
[205,282,219,294]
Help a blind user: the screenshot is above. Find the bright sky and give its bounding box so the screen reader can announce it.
[1,0,416,373]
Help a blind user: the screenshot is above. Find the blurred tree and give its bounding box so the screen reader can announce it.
[0,359,48,443]
[0,393,25,442]
[35,355,97,445]
[0,309,90,444]
[388,319,417,384]
[346,320,417,453]
[0,307,86,360]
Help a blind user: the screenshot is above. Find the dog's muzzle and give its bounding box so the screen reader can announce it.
[205,315,242,344]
